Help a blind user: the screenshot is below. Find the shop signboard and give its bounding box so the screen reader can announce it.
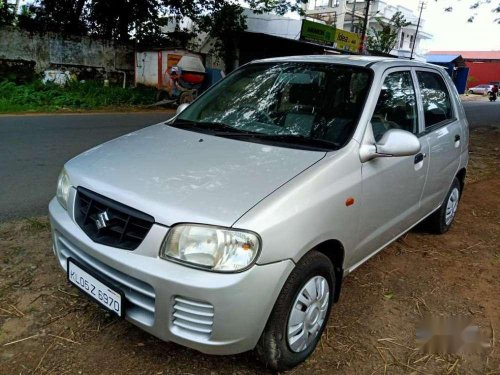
[300,19,361,53]
[334,29,361,53]
[300,19,336,46]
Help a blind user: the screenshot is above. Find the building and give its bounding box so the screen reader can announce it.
[427,51,500,86]
[195,9,357,71]
[163,7,364,73]
[304,0,433,60]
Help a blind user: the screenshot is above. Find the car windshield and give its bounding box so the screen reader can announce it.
[173,62,372,151]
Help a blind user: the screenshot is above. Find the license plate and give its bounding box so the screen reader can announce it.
[67,258,123,317]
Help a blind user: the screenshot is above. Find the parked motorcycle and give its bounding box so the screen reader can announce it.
[490,85,499,102]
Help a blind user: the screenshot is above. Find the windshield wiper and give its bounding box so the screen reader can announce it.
[172,119,251,134]
[171,120,339,150]
[252,134,340,150]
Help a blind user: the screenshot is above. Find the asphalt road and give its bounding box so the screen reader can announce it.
[0,112,171,222]
[462,99,500,127]
[0,101,498,222]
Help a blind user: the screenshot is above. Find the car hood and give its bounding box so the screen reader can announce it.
[65,124,325,227]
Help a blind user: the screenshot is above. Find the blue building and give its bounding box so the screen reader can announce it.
[426,54,469,94]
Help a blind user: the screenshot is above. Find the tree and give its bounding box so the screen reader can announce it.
[0,0,16,26]
[441,1,500,24]
[17,0,88,34]
[366,11,410,54]
[197,0,309,71]
[196,3,246,72]
[3,0,308,70]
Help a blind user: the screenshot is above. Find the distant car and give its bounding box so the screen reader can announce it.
[468,84,494,95]
[49,56,469,371]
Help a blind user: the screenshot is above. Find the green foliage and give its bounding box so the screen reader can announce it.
[4,0,308,72]
[0,0,16,26]
[0,80,157,113]
[366,11,410,54]
[197,3,247,72]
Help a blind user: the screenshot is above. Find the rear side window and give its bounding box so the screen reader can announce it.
[416,71,453,128]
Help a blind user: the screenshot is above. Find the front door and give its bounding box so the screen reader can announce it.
[353,69,428,266]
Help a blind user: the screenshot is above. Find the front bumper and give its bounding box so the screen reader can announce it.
[49,196,294,355]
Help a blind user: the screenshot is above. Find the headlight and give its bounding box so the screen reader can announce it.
[160,224,261,272]
[56,169,71,210]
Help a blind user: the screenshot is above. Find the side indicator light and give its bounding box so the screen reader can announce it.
[345,197,355,207]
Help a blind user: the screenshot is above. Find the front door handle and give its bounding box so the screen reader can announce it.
[414,152,426,164]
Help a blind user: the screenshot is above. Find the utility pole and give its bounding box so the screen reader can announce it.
[351,0,357,32]
[410,1,425,60]
[359,0,371,54]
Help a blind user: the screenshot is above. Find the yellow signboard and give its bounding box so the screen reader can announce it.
[334,29,361,53]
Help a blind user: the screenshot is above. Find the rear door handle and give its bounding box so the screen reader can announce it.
[414,152,426,164]
[455,134,461,142]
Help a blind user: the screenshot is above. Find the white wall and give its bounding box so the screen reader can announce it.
[244,9,302,40]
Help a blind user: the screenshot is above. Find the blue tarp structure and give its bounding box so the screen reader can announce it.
[426,54,462,64]
[426,54,469,94]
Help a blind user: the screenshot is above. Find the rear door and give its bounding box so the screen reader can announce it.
[414,69,462,216]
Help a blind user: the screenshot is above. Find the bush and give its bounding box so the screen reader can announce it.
[0,79,158,113]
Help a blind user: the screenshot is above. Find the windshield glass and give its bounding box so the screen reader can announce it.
[174,62,372,151]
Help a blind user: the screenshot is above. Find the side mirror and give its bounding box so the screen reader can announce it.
[360,129,421,162]
[176,103,189,115]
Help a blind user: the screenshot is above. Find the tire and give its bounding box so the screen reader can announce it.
[155,90,169,102]
[255,251,335,371]
[425,178,461,234]
[468,90,473,95]
[179,91,194,104]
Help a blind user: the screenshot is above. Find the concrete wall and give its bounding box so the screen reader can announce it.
[0,26,134,73]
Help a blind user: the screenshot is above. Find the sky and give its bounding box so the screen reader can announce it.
[388,0,500,51]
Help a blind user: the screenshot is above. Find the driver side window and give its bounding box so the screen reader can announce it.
[371,71,418,141]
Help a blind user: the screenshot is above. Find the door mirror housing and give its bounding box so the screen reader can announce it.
[176,103,189,115]
[376,129,421,156]
[360,129,421,162]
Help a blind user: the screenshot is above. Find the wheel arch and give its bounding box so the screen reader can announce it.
[308,239,345,303]
[456,167,466,193]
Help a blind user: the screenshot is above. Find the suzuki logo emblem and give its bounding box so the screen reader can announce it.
[95,211,110,230]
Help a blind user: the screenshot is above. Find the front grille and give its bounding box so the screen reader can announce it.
[172,296,214,337]
[75,187,154,250]
[55,231,156,326]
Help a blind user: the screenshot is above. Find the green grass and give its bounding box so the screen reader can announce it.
[0,80,158,113]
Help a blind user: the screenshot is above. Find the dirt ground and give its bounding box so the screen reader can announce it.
[1,127,499,375]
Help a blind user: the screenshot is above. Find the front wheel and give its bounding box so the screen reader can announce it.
[425,178,461,234]
[255,251,335,371]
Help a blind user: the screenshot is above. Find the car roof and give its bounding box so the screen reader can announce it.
[250,55,438,70]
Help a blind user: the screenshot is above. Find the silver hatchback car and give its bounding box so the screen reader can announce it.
[49,56,468,370]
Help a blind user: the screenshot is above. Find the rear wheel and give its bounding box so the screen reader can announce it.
[179,91,194,104]
[155,90,169,102]
[255,251,334,371]
[425,178,461,234]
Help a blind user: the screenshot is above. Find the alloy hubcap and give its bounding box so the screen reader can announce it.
[287,276,329,353]
[445,187,460,225]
